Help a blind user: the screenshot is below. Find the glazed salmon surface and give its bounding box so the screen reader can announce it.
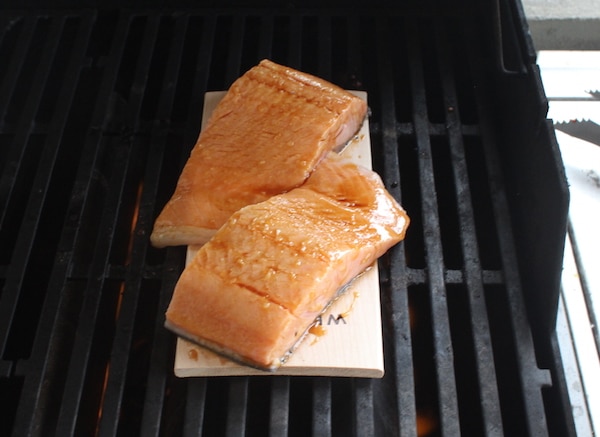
[165,154,409,370]
[150,59,367,248]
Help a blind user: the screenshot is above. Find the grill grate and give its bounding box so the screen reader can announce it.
[0,3,572,436]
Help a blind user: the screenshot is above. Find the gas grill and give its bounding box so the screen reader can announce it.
[0,1,574,436]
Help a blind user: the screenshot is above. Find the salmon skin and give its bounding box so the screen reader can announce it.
[164,153,409,371]
[150,59,367,248]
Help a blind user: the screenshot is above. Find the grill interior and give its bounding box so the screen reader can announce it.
[0,1,572,436]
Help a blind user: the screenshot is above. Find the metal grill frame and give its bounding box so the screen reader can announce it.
[0,2,572,436]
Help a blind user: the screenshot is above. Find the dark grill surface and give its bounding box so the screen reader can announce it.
[0,2,572,436]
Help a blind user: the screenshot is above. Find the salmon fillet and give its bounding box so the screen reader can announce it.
[165,154,409,370]
[150,59,368,248]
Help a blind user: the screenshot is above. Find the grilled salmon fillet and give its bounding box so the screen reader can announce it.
[165,154,409,370]
[150,59,367,248]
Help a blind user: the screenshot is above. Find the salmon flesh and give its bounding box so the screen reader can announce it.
[164,154,409,370]
[150,59,367,248]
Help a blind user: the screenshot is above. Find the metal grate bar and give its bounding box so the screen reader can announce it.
[140,248,186,436]
[0,15,11,42]
[56,138,134,435]
[481,119,553,435]
[345,15,361,79]
[269,376,290,436]
[143,14,218,432]
[465,24,553,437]
[317,15,332,80]
[405,18,461,436]
[481,113,552,437]
[8,12,96,436]
[225,15,246,82]
[226,377,249,437]
[56,139,135,435]
[375,16,417,437]
[138,15,190,436]
[287,15,302,70]
[406,268,503,286]
[96,15,163,437]
[53,13,137,436]
[0,16,36,124]
[312,378,332,437]
[184,378,208,437]
[143,17,218,433]
[224,15,246,87]
[181,15,217,153]
[258,15,274,59]
[0,16,65,243]
[0,16,68,363]
[434,19,505,437]
[353,378,375,436]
